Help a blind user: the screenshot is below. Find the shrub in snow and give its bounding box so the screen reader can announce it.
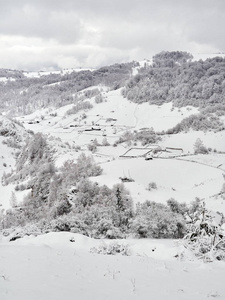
[93,219,124,239]
[87,142,97,153]
[104,228,124,239]
[50,218,72,232]
[90,242,130,256]
[147,182,157,191]
[183,202,225,262]
[49,215,89,235]
[95,94,103,104]
[1,223,42,241]
[102,137,110,146]
[2,207,27,229]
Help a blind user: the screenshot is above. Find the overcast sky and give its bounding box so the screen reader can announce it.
[0,0,224,71]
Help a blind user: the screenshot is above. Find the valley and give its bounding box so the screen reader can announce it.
[0,52,225,299]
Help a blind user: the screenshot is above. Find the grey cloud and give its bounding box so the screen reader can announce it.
[0,0,224,70]
[184,10,225,50]
[0,5,84,43]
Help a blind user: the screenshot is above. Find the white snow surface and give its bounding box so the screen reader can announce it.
[91,156,225,213]
[0,232,225,300]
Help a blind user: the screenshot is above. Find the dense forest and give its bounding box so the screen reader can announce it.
[123,51,225,111]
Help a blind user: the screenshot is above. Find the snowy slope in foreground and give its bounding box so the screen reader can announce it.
[0,232,225,300]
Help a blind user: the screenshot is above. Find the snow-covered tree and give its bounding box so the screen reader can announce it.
[194,138,208,154]
[9,191,17,208]
[102,137,110,146]
[132,201,186,238]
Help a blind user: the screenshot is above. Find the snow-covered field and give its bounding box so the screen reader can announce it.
[1,232,225,300]
[92,157,225,211]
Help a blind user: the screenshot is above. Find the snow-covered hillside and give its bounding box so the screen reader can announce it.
[0,116,30,209]
[18,88,199,140]
[14,87,225,214]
